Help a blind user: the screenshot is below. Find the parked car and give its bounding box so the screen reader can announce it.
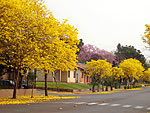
[22,80,29,89]
[0,80,15,86]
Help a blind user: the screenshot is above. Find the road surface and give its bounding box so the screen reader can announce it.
[1,87,150,113]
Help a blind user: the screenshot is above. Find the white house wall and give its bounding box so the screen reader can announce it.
[76,69,80,83]
[67,71,76,83]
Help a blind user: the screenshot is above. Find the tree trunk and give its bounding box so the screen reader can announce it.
[31,84,34,98]
[92,82,96,92]
[18,74,23,89]
[12,70,19,99]
[102,83,104,91]
[110,86,113,91]
[27,74,29,89]
[115,83,117,89]
[52,72,58,91]
[44,72,48,96]
[105,79,108,91]
[105,85,108,91]
[97,84,100,92]
[34,69,37,88]
[128,79,131,89]
[118,77,121,89]
[8,70,11,89]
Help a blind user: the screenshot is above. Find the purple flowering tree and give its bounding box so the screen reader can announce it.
[78,44,117,64]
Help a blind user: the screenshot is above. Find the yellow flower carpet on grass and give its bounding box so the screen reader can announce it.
[0,95,79,105]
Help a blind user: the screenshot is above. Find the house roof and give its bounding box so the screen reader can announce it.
[77,64,86,70]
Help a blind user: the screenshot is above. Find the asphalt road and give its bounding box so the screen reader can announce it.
[1,87,150,113]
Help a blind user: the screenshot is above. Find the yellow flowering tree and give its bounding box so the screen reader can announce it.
[143,68,150,82]
[85,59,112,92]
[111,67,124,89]
[0,0,79,98]
[142,24,150,45]
[0,0,44,99]
[119,58,144,87]
[31,13,79,96]
[112,67,124,80]
[23,3,79,96]
[35,35,79,96]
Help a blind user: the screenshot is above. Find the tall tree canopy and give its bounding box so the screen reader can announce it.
[77,39,84,48]
[115,43,146,67]
[76,39,84,55]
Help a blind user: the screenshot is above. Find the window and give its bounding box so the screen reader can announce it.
[68,71,70,78]
[74,70,76,78]
[81,72,84,78]
[86,76,88,82]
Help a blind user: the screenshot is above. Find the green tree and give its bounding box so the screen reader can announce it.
[115,44,146,68]
[76,39,84,55]
[115,43,124,63]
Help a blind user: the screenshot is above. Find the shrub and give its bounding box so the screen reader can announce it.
[133,85,142,88]
[144,84,150,87]
[124,85,142,89]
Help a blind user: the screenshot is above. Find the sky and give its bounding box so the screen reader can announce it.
[44,0,150,59]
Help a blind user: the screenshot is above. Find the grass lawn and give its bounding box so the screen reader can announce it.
[36,82,93,89]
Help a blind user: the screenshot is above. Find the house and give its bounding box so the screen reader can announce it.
[1,72,13,80]
[36,64,91,84]
[1,64,91,84]
[76,63,90,84]
[0,69,14,80]
[36,70,54,82]
[36,70,76,83]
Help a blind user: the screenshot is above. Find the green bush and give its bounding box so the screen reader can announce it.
[124,85,142,89]
[133,85,142,88]
[144,84,150,87]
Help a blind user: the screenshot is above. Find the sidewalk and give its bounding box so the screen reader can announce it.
[36,88,124,95]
